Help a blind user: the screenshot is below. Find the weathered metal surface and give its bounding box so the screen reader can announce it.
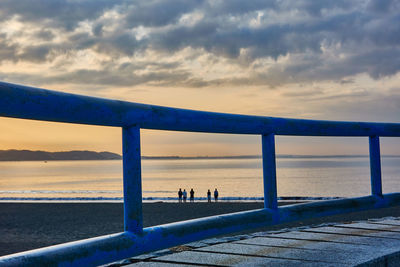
[1,81,400,266]
[123,126,143,234]
[262,133,278,209]
[1,81,400,136]
[369,136,383,196]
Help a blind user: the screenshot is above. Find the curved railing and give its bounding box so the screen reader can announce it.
[0,81,399,266]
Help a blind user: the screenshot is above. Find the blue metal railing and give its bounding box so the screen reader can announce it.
[0,81,399,266]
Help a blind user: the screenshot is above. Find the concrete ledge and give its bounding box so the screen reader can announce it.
[118,216,400,267]
[356,250,400,267]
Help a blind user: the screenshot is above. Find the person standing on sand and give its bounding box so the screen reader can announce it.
[214,188,219,202]
[178,188,183,203]
[183,189,187,203]
[207,189,211,203]
[190,188,195,202]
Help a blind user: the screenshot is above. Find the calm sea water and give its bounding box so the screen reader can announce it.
[0,157,399,201]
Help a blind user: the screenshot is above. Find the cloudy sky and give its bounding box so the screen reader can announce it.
[0,0,400,156]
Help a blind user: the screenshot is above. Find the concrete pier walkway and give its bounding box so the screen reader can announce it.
[110,217,400,266]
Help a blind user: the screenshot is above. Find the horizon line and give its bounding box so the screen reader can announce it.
[1,149,400,159]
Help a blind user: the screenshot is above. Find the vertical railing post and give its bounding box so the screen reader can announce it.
[262,133,278,209]
[122,125,143,234]
[369,135,383,197]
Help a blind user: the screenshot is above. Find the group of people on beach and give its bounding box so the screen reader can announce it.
[178,188,219,203]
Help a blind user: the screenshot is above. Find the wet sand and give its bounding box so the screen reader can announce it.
[1,201,400,256]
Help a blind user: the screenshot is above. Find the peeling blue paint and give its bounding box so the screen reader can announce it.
[0,81,399,266]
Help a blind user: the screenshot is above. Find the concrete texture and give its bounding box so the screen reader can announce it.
[112,217,400,267]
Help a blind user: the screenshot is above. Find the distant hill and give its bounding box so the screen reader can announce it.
[0,150,122,161]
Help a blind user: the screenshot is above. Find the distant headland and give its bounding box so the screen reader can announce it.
[0,150,122,161]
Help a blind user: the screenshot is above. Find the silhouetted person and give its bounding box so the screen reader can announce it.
[183,189,187,203]
[178,188,183,203]
[214,188,219,202]
[190,188,195,202]
[207,189,211,203]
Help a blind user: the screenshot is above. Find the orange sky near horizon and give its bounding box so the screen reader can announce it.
[1,116,399,157]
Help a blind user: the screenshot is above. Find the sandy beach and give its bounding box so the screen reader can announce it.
[1,201,400,256]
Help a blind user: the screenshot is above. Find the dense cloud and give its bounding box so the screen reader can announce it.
[0,34,17,62]
[0,0,121,30]
[124,0,203,27]
[0,0,399,87]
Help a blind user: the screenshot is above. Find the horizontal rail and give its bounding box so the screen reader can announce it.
[1,193,399,266]
[1,81,400,136]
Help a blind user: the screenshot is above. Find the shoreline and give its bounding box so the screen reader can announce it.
[0,200,306,203]
[0,196,342,202]
[1,201,400,257]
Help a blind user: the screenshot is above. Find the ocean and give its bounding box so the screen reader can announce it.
[1,156,399,202]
